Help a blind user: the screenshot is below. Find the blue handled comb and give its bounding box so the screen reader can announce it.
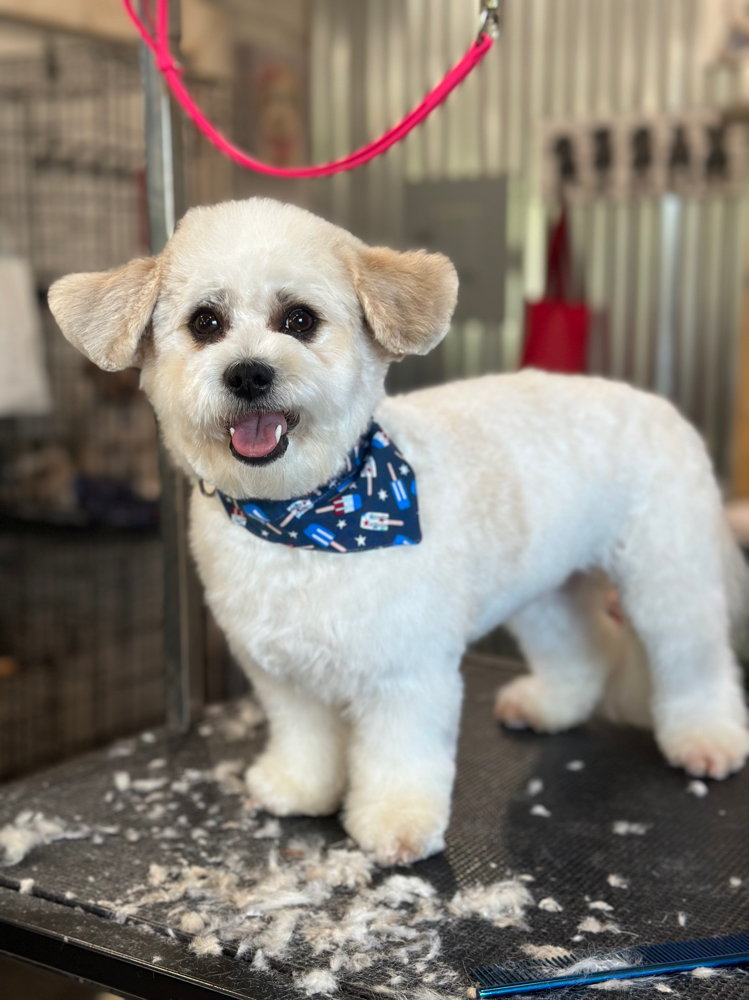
[471,930,749,996]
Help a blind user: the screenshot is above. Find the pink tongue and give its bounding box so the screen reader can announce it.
[231,411,287,458]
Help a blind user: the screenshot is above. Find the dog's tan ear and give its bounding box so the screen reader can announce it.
[349,246,458,357]
[48,257,161,372]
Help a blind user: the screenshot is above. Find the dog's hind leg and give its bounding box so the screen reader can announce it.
[495,572,621,733]
[609,495,749,780]
[243,666,349,817]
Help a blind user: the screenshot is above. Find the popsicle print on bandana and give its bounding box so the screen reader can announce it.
[215,421,421,553]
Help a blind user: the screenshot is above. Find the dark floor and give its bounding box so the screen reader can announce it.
[0,955,100,999]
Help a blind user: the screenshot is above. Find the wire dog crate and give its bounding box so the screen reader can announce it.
[0,32,159,781]
[0,26,233,781]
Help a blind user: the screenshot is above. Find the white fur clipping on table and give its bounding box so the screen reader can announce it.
[0,256,51,417]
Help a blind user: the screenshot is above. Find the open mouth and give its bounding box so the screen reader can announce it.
[228,411,298,466]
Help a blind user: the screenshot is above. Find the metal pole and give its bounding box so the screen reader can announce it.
[140,0,205,732]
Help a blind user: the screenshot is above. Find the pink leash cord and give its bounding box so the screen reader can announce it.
[123,0,495,178]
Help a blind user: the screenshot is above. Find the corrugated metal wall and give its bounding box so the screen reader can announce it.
[309,0,749,477]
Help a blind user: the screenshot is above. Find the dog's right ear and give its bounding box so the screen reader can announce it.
[48,257,161,372]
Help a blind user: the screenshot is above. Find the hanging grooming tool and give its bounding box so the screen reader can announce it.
[471,930,749,996]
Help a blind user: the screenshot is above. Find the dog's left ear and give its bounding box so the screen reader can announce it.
[348,246,458,357]
[48,256,161,372]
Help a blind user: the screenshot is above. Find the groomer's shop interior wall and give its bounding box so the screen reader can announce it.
[0,0,748,783]
[304,0,749,489]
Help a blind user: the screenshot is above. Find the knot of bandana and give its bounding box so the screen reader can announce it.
[215,422,421,553]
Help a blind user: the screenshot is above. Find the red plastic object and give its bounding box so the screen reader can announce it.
[123,0,494,179]
[521,209,590,374]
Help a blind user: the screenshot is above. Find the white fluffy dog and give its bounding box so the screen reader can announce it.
[49,198,749,865]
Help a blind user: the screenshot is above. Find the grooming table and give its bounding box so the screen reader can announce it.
[0,654,747,999]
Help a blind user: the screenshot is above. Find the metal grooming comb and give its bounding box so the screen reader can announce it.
[471,930,749,996]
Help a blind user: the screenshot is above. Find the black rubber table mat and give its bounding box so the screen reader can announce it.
[0,653,747,999]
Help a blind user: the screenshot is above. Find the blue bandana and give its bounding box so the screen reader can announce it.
[216,422,421,553]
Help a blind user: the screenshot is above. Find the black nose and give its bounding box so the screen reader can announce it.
[223,361,275,401]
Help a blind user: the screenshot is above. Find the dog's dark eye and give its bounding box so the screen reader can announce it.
[282,307,317,339]
[189,308,224,343]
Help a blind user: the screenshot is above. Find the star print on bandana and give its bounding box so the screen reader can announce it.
[216,421,421,553]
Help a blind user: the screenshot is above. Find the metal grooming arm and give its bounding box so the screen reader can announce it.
[140,0,205,732]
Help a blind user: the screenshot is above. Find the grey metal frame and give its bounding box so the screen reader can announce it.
[140,0,205,732]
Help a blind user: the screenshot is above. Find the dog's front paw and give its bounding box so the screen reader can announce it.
[343,792,448,866]
[494,675,587,733]
[657,720,749,780]
[245,752,343,817]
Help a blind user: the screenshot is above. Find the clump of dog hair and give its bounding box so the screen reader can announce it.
[0,811,89,866]
[556,955,631,978]
[258,909,302,957]
[577,916,621,934]
[544,950,678,995]
[521,944,572,961]
[180,912,206,934]
[612,821,648,836]
[113,771,131,792]
[690,967,717,979]
[305,847,374,891]
[537,897,563,912]
[254,818,282,839]
[530,805,551,818]
[210,759,247,795]
[190,933,222,956]
[203,698,265,742]
[607,875,628,889]
[449,880,534,927]
[295,968,338,995]
[686,780,709,798]
[131,778,168,793]
[250,948,269,970]
[148,863,168,887]
[373,874,435,907]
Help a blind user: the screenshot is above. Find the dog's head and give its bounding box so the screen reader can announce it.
[48,199,458,499]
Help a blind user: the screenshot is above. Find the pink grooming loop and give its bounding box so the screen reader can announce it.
[123,0,495,178]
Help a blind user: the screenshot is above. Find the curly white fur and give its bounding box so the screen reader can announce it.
[49,197,749,865]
